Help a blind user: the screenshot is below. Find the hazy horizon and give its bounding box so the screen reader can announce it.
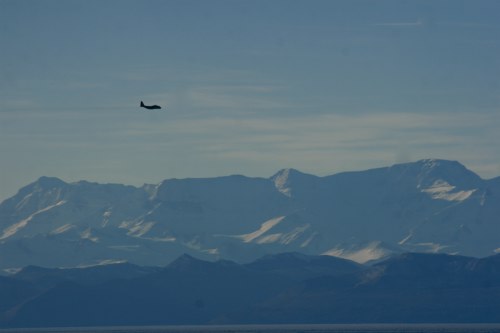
[2,0,499,201]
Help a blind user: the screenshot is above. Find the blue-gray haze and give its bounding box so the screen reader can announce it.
[1,0,500,201]
[2,324,500,333]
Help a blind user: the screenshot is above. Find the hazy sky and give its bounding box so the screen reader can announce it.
[1,0,500,200]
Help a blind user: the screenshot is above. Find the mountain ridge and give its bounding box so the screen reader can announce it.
[1,159,499,270]
[3,251,500,327]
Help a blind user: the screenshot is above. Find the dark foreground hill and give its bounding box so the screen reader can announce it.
[2,252,500,327]
[244,253,500,324]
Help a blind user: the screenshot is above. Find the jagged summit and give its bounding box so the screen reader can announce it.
[389,159,482,188]
[386,159,483,205]
[271,168,316,181]
[0,158,498,270]
[35,176,67,188]
[15,176,67,196]
[166,254,241,274]
[167,254,211,271]
[270,168,318,197]
[390,158,468,172]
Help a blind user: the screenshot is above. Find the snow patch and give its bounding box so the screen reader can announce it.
[0,200,66,240]
[323,242,392,264]
[257,233,283,244]
[273,169,293,197]
[203,248,220,255]
[236,216,285,243]
[150,236,176,242]
[480,191,487,206]
[80,228,99,242]
[119,219,160,238]
[415,242,448,253]
[119,221,133,229]
[253,224,311,245]
[280,224,310,245]
[77,259,127,268]
[50,224,75,235]
[301,232,317,248]
[398,231,413,245]
[14,193,33,211]
[422,180,476,202]
[3,267,23,275]
[127,221,156,237]
[146,203,162,216]
[102,209,112,227]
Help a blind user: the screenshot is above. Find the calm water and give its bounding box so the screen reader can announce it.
[2,324,500,333]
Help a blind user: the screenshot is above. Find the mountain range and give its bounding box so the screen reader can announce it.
[1,158,499,271]
[1,252,500,327]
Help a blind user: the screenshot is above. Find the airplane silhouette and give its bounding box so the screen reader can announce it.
[140,101,162,110]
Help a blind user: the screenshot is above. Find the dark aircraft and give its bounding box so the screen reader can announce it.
[140,101,162,110]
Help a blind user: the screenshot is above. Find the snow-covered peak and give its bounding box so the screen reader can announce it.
[417,159,466,176]
[142,183,160,199]
[387,159,482,192]
[13,176,67,199]
[34,176,67,189]
[0,177,69,217]
[410,160,482,201]
[270,168,317,197]
[0,158,498,270]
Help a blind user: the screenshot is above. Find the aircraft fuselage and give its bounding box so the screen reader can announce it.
[140,101,161,110]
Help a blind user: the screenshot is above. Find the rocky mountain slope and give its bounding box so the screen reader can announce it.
[1,159,499,270]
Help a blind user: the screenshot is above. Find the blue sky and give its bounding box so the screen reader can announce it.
[1,0,499,200]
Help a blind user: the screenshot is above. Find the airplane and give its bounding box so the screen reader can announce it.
[140,101,162,110]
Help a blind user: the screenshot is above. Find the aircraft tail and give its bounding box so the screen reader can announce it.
[140,101,144,107]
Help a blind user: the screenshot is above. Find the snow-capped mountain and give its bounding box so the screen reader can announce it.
[1,159,499,270]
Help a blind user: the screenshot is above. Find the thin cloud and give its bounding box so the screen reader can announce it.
[89,110,499,179]
[374,20,423,27]
[187,85,292,110]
